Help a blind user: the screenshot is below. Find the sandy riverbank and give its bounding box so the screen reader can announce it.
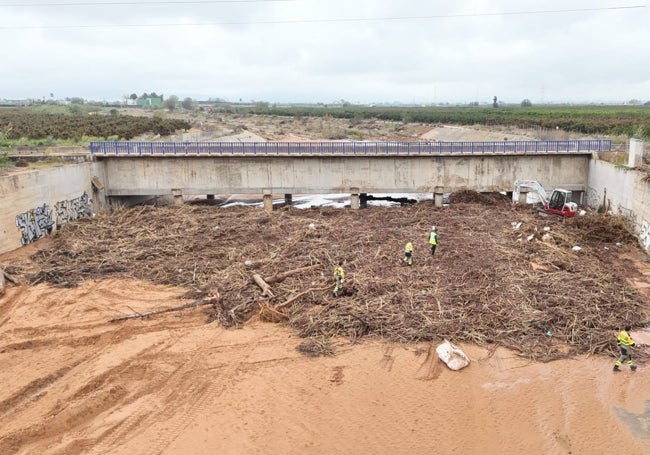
[1,277,649,454]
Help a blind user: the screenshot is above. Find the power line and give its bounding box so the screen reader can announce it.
[0,0,296,5]
[0,4,646,30]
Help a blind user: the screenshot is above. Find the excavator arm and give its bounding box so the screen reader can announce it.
[512,180,549,205]
[512,179,578,217]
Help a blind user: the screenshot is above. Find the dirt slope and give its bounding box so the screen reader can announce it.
[1,279,650,454]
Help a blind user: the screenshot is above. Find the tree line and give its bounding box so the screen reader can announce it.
[0,108,191,142]
[126,92,195,111]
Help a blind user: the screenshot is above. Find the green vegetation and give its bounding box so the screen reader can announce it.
[218,104,650,141]
[30,103,102,116]
[181,97,195,111]
[164,95,179,111]
[0,107,191,144]
[2,104,649,147]
[0,132,12,147]
[0,152,12,168]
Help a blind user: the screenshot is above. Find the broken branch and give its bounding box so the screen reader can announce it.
[110,295,220,322]
[264,264,323,284]
[1,269,20,285]
[275,286,330,311]
[252,273,275,298]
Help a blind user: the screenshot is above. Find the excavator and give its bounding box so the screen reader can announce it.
[512,180,578,217]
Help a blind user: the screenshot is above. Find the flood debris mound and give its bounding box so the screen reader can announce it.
[448,190,508,205]
[6,191,650,362]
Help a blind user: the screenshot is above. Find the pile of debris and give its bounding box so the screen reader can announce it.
[4,193,649,361]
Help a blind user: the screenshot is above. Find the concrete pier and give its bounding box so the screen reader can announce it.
[172,188,183,205]
[434,186,444,208]
[263,190,273,213]
[518,189,529,204]
[350,188,360,210]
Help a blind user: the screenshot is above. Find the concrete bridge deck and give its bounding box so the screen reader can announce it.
[91,141,599,205]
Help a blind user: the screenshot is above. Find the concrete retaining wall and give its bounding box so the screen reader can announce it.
[0,163,103,254]
[587,156,650,250]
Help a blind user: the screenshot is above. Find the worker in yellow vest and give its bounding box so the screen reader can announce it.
[614,325,637,372]
[428,226,438,256]
[404,241,414,266]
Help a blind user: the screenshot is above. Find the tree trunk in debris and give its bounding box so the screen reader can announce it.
[264,264,322,284]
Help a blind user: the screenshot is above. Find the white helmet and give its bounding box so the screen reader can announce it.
[431,225,436,231]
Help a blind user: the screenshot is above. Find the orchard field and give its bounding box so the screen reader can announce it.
[249,104,650,140]
[1,103,649,148]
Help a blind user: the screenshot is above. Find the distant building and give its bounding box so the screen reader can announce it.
[136,96,163,107]
[0,99,31,107]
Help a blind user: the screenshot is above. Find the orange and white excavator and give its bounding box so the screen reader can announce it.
[512,180,578,217]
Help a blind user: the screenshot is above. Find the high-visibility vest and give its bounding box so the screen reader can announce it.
[334,266,344,280]
[429,232,438,245]
[405,242,413,253]
[617,330,635,347]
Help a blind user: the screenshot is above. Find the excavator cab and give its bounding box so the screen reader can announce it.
[546,189,577,217]
[548,190,567,210]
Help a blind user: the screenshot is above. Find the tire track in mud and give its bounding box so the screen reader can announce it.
[38,325,207,455]
[0,316,140,452]
[84,357,209,455]
[0,281,206,455]
[0,362,82,421]
[86,333,272,455]
[138,335,279,455]
[0,335,176,455]
[0,285,29,327]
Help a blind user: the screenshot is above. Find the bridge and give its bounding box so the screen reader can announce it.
[91,140,607,208]
[90,139,610,156]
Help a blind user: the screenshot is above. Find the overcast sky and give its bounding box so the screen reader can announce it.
[0,0,648,104]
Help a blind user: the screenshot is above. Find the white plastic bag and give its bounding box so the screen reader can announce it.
[436,340,470,371]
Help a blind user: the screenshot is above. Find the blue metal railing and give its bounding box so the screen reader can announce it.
[89,139,611,156]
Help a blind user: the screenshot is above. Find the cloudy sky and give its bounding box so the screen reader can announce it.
[0,0,648,104]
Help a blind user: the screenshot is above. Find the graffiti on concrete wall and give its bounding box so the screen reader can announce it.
[55,192,93,228]
[15,204,54,246]
[641,220,650,251]
[15,193,93,246]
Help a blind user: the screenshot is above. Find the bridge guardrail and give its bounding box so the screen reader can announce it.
[90,140,611,156]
